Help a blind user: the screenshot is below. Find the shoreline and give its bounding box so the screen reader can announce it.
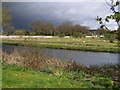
[2,40,119,53]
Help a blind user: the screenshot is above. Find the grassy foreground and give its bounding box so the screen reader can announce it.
[2,37,119,53]
[2,47,120,88]
[2,42,120,88]
[3,64,115,88]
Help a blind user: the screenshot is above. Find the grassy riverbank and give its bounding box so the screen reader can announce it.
[2,37,119,53]
[2,47,120,88]
[2,64,116,88]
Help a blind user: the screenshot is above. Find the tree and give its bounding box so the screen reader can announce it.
[30,20,43,35]
[53,21,91,37]
[43,22,55,35]
[96,28,108,35]
[30,20,55,36]
[57,21,74,36]
[96,0,120,29]
[14,30,27,35]
[2,7,14,34]
[95,0,120,40]
[2,7,12,27]
[72,24,90,37]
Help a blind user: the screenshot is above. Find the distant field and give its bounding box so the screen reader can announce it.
[2,37,119,53]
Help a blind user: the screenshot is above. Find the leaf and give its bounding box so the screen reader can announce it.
[99,18,102,21]
[95,17,99,21]
[100,25,105,28]
[116,1,119,6]
[106,16,112,19]
[111,15,115,19]
[96,16,102,21]
[110,6,114,11]
[105,18,109,22]
[99,21,103,24]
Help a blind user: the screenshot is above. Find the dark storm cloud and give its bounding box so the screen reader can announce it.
[2,2,117,30]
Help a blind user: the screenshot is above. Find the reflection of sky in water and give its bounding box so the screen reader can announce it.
[2,44,119,66]
[43,49,74,61]
[43,48,119,66]
[118,54,119,64]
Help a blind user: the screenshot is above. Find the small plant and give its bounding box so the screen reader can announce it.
[40,66,55,74]
[109,40,114,43]
[65,61,84,71]
[93,77,114,88]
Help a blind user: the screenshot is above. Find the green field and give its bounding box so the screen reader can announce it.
[3,64,115,88]
[2,37,119,53]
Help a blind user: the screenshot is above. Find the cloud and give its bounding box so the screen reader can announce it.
[106,20,118,30]
[3,2,118,30]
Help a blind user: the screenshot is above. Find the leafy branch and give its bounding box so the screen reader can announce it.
[95,0,120,30]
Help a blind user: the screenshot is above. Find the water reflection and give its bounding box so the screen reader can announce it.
[2,44,119,66]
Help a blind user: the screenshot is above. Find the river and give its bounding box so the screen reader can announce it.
[2,44,120,66]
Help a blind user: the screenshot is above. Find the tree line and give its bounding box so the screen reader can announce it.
[29,20,91,37]
[2,20,118,40]
[2,18,118,40]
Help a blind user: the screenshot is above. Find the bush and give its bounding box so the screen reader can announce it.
[58,33,65,37]
[14,30,26,35]
[72,32,82,38]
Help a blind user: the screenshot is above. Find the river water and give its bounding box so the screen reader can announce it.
[2,44,120,66]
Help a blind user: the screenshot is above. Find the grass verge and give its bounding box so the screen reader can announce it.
[2,37,119,53]
[2,64,116,88]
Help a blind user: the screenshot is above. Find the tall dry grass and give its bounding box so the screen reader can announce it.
[2,46,119,85]
[2,46,68,69]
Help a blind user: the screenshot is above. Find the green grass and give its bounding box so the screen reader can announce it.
[2,64,115,88]
[2,37,119,53]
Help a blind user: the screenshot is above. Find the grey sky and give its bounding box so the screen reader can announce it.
[2,1,118,30]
